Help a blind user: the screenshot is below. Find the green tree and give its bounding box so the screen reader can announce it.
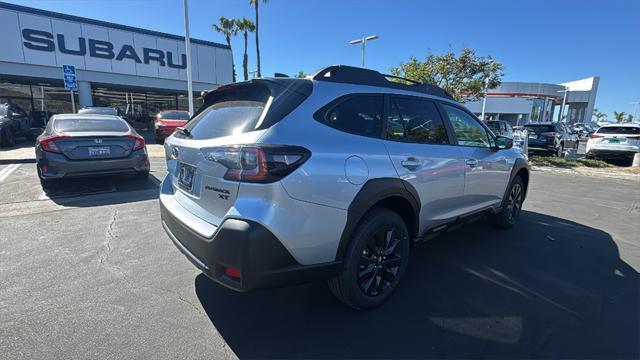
[249,0,269,78]
[390,47,504,102]
[236,18,256,81]
[614,111,626,123]
[212,16,239,82]
[295,70,307,78]
[626,114,635,123]
[592,107,607,122]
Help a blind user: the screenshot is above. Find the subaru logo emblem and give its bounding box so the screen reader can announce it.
[94,138,102,144]
[171,147,179,159]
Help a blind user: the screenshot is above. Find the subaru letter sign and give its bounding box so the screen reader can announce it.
[62,64,78,91]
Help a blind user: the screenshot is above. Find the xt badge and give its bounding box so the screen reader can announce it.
[205,185,230,200]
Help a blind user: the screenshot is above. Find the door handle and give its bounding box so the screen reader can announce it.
[466,158,478,168]
[401,157,421,170]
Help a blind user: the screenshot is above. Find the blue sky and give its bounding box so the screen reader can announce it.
[8,0,640,119]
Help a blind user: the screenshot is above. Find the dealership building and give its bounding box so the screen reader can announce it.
[465,77,600,126]
[0,1,232,120]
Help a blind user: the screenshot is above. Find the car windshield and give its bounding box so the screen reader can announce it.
[596,126,640,135]
[79,108,118,116]
[53,118,130,132]
[525,125,555,133]
[159,111,190,120]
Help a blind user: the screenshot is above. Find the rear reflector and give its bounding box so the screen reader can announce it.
[225,266,241,279]
[201,145,311,183]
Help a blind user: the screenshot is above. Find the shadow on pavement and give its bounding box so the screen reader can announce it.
[43,174,159,207]
[195,211,639,359]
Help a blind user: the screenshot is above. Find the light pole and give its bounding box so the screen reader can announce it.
[480,77,490,121]
[183,0,194,116]
[349,35,379,68]
[557,88,569,122]
[631,101,639,122]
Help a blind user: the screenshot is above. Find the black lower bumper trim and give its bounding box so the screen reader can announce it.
[160,201,341,292]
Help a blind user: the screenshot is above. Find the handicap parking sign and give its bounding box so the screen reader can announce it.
[62,64,78,91]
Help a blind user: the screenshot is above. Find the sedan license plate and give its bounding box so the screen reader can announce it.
[88,146,110,156]
[178,163,195,190]
[607,138,620,144]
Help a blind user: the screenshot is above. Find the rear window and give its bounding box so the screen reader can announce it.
[53,118,130,132]
[596,126,640,135]
[525,124,555,133]
[184,79,311,140]
[78,108,118,116]
[159,111,190,120]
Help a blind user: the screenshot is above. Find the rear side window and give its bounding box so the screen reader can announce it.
[387,97,448,144]
[322,96,383,138]
[596,126,640,135]
[53,118,129,132]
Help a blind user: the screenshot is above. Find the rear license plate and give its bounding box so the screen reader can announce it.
[607,138,620,144]
[178,163,195,190]
[528,134,538,139]
[88,146,110,156]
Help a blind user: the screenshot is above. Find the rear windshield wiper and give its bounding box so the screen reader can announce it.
[176,126,192,138]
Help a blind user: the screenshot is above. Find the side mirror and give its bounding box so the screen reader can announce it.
[495,135,513,150]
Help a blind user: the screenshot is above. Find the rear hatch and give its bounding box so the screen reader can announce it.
[525,124,556,144]
[57,132,136,160]
[51,117,138,160]
[591,126,640,147]
[164,78,312,225]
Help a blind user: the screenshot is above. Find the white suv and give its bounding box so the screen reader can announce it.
[159,65,529,309]
[586,123,640,165]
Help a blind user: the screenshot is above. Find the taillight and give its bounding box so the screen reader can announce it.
[590,134,604,139]
[201,145,311,183]
[540,132,557,137]
[38,135,68,153]
[126,134,145,151]
[626,136,640,140]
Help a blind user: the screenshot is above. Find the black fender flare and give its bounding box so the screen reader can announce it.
[500,158,529,208]
[334,178,420,262]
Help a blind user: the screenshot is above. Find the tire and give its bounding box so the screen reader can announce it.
[328,207,411,310]
[555,144,564,158]
[491,176,525,229]
[1,128,15,147]
[37,167,58,189]
[135,171,149,180]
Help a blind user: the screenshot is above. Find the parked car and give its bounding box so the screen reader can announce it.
[154,110,191,144]
[486,120,514,138]
[78,106,120,116]
[35,114,149,187]
[159,65,529,309]
[524,122,578,157]
[586,123,640,164]
[0,103,34,147]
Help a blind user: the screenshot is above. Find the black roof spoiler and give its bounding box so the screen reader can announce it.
[311,65,454,100]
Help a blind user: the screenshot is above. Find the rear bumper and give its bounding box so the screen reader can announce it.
[160,200,341,292]
[586,149,638,160]
[527,143,556,154]
[37,148,149,179]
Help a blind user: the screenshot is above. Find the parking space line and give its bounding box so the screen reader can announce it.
[0,164,20,183]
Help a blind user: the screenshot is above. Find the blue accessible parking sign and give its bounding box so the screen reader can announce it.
[62,64,78,91]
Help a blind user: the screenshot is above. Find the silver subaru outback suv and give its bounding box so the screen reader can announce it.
[160,65,529,309]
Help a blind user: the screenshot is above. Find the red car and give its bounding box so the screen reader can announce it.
[154,110,190,143]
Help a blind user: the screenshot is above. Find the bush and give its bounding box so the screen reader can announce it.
[529,155,613,168]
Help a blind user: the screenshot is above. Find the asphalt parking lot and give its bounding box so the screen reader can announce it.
[1,143,638,359]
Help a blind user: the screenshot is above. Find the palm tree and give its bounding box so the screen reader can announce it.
[212,16,239,82]
[614,111,626,123]
[249,0,269,77]
[236,18,255,81]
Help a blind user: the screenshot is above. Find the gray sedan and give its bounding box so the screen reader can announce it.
[35,114,149,187]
